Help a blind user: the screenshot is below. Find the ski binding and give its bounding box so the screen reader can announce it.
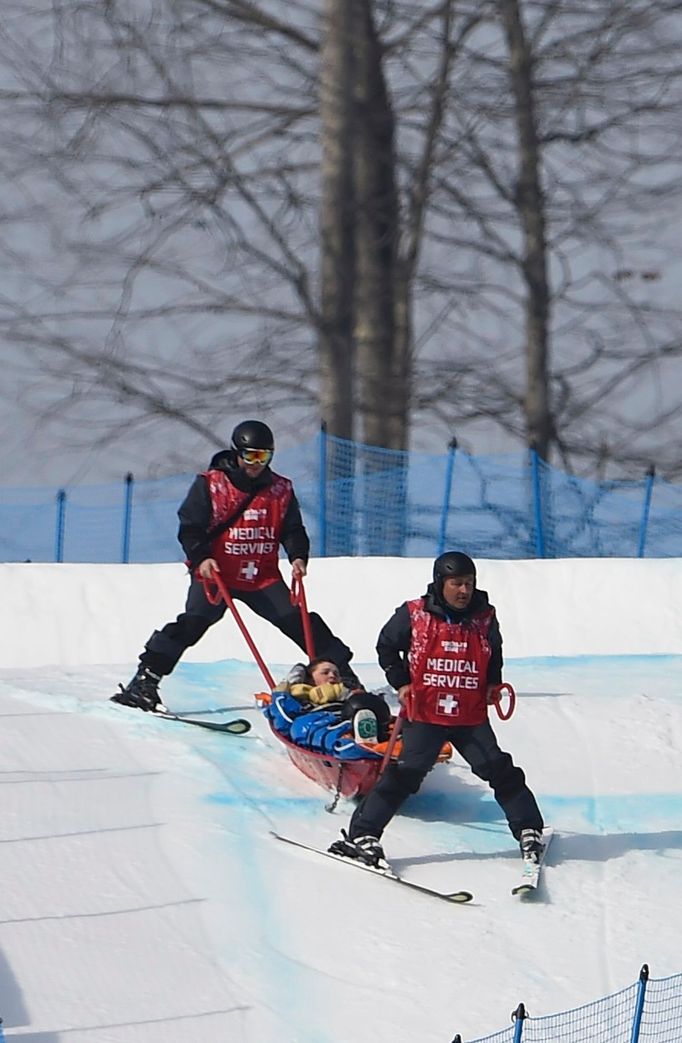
[512,827,553,896]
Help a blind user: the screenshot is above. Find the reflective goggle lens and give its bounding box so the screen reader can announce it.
[240,447,273,465]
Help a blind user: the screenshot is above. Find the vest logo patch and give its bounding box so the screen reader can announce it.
[239,561,259,581]
[442,640,468,653]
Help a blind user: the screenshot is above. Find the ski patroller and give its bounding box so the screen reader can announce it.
[512,827,553,896]
[150,707,251,735]
[270,831,474,904]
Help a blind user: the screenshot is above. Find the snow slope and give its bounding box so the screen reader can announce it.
[0,559,681,1043]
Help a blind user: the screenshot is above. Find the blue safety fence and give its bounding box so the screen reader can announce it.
[451,965,682,1043]
[1,432,681,562]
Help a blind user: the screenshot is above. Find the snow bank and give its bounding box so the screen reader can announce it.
[2,557,681,668]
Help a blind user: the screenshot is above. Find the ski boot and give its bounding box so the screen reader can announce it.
[519,828,544,864]
[328,831,389,870]
[111,666,164,713]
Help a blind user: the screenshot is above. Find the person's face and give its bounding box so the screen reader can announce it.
[310,661,341,686]
[236,447,272,479]
[442,574,475,610]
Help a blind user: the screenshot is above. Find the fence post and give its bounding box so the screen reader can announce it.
[55,488,67,563]
[512,1002,527,1042]
[530,450,546,558]
[121,472,134,563]
[629,964,649,1043]
[637,466,655,558]
[437,436,458,555]
[319,423,328,557]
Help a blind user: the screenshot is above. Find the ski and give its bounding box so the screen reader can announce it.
[271,830,474,904]
[511,827,554,896]
[150,708,251,735]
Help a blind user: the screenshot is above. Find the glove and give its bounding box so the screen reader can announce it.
[289,683,314,701]
[284,663,308,686]
[307,682,345,705]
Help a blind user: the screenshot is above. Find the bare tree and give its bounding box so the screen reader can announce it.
[412,0,682,477]
[499,0,552,461]
[0,0,681,490]
[0,0,325,474]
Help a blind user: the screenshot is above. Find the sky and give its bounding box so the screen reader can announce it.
[0,557,681,1043]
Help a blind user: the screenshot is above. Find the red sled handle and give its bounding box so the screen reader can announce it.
[202,574,223,606]
[379,686,413,774]
[380,710,404,774]
[290,575,316,661]
[199,568,276,690]
[490,682,516,721]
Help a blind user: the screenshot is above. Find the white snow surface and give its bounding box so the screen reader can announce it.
[0,559,681,1042]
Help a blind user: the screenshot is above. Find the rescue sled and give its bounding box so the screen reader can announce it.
[257,689,453,806]
[260,699,388,799]
[199,569,462,807]
[277,730,382,799]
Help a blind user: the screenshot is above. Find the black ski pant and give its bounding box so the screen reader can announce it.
[349,718,543,843]
[139,575,358,687]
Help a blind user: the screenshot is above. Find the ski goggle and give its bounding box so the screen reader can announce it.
[239,447,273,465]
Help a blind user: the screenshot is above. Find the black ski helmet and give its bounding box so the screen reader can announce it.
[433,551,476,594]
[231,420,275,453]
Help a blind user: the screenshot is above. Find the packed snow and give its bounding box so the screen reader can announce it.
[0,558,681,1043]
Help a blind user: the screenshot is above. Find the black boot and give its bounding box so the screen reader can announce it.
[328,831,389,870]
[519,828,544,863]
[111,666,163,712]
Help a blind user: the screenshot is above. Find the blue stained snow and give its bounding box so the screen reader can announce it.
[164,661,339,1043]
[209,791,325,813]
[508,653,682,700]
[398,791,682,853]
[173,653,682,701]
[156,653,682,1040]
[205,788,682,855]
[173,655,682,856]
[511,654,680,668]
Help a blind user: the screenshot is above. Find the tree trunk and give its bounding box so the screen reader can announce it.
[319,0,356,441]
[350,2,405,553]
[318,0,357,554]
[499,0,553,462]
[352,0,399,450]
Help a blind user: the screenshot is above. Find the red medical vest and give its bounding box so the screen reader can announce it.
[406,598,495,726]
[204,469,293,590]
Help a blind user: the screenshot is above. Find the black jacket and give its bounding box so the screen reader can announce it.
[376,583,503,692]
[177,449,310,570]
